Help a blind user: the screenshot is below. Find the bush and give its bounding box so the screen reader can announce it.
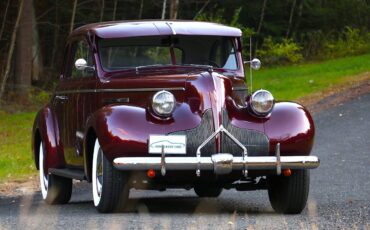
[322,27,370,58]
[256,37,303,65]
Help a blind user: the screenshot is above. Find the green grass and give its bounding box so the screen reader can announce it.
[0,111,37,182]
[0,54,370,183]
[252,53,370,101]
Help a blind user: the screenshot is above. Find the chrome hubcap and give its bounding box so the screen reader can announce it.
[92,139,104,206]
[39,144,48,199]
[95,148,103,197]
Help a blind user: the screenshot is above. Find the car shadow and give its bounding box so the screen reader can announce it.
[0,190,275,216]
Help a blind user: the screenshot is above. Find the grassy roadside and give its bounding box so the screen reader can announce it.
[0,53,370,184]
[0,111,37,183]
[253,53,370,101]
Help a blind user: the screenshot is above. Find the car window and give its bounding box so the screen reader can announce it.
[98,36,238,71]
[101,46,183,69]
[69,40,94,78]
[210,39,237,69]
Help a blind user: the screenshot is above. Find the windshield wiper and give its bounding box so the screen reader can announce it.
[133,63,214,74]
[135,64,173,74]
[181,64,213,71]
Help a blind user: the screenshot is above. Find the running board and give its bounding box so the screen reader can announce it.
[49,168,86,181]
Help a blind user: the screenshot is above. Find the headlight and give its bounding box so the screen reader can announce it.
[250,90,274,116]
[152,90,176,116]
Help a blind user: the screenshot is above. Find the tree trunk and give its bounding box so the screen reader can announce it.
[0,0,24,100]
[70,0,78,34]
[286,0,297,38]
[170,0,179,19]
[100,0,105,22]
[112,0,118,20]
[292,0,304,38]
[13,0,34,94]
[0,0,10,42]
[138,0,144,19]
[51,1,60,69]
[161,0,167,19]
[256,0,267,35]
[193,0,211,20]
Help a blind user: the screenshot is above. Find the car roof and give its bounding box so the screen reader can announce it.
[71,20,242,39]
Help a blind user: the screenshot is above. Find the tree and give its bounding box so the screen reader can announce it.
[0,0,24,100]
[286,0,297,38]
[170,0,179,19]
[257,0,267,35]
[70,0,78,34]
[0,0,10,42]
[14,0,35,94]
[161,0,167,19]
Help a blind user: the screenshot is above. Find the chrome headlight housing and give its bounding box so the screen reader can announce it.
[250,89,274,116]
[152,90,176,116]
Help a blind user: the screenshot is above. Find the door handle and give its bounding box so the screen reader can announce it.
[55,95,68,100]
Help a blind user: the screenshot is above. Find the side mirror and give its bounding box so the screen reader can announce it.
[250,58,261,70]
[75,58,95,72]
[244,58,261,70]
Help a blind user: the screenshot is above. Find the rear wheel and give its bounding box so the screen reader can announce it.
[194,184,223,198]
[267,169,309,214]
[39,142,72,204]
[92,139,129,213]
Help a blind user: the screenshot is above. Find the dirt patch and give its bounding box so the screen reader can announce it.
[0,177,39,197]
[297,72,370,114]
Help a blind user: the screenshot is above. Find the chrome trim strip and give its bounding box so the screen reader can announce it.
[232,86,248,91]
[113,155,320,171]
[55,87,185,95]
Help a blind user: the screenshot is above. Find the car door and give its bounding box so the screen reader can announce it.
[64,39,97,167]
[53,45,71,161]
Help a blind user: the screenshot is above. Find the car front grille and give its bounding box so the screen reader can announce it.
[169,109,269,157]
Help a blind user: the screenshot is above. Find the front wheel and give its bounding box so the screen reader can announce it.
[39,142,72,204]
[92,139,129,213]
[267,169,310,214]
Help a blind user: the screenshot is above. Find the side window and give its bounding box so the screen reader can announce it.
[70,40,94,78]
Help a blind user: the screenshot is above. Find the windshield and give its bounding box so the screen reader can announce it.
[98,35,238,71]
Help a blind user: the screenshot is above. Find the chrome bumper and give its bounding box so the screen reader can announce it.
[113,125,320,176]
[113,155,320,171]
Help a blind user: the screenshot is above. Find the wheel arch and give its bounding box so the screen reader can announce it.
[84,127,97,182]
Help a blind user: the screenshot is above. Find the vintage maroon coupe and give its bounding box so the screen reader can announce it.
[32,20,319,213]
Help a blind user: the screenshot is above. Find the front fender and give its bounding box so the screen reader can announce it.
[86,104,202,162]
[32,105,65,171]
[264,102,315,156]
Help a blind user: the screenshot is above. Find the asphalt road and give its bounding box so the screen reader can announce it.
[1,93,370,229]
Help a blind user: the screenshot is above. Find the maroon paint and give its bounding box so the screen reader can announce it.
[32,21,315,177]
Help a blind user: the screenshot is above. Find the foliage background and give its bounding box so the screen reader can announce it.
[0,0,369,98]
